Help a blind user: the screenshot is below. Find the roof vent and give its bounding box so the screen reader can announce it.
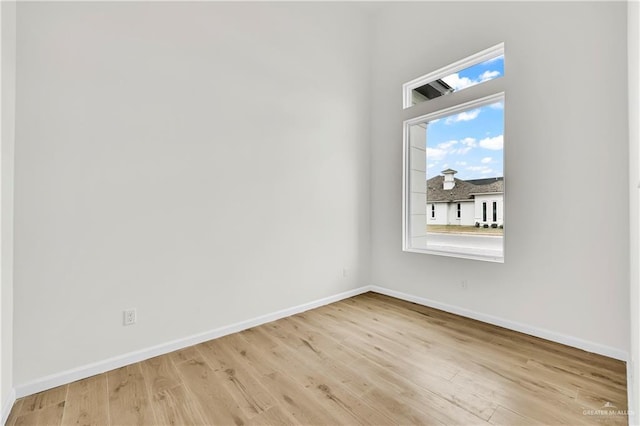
[442,169,457,190]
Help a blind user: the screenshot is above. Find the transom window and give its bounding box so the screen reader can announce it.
[403,43,504,109]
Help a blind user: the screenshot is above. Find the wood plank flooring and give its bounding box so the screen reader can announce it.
[5,292,629,425]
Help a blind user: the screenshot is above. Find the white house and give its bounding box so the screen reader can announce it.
[427,169,503,227]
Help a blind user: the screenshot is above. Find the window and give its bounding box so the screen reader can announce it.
[402,44,505,262]
[403,44,504,108]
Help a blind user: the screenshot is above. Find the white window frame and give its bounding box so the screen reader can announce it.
[401,45,506,263]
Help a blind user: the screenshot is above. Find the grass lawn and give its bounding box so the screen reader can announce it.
[427,225,503,235]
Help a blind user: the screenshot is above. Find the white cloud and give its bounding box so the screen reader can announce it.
[466,165,494,175]
[437,140,458,150]
[445,109,481,125]
[442,67,502,91]
[460,137,477,147]
[453,147,472,155]
[481,157,492,164]
[456,161,467,166]
[427,136,483,162]
[489,102,504,110]
[427,163,435,169]
[441,74,475,91]
[480,70,501,81]
[479,135,503,150]
[426,147,447,161]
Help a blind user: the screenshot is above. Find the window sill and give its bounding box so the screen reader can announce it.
[403,246,504,263]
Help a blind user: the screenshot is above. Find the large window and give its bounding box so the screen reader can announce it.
[402,44,505,262]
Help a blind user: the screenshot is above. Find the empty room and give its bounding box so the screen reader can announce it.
[1,1,639,425]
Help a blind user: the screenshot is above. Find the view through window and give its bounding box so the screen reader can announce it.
[404,44,504,109]
[403,44,505,262]
[405,96,504,261]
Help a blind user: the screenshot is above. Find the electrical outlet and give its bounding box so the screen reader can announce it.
[123,309,136,326]
[461,280,469,290]
[343,268,348,278]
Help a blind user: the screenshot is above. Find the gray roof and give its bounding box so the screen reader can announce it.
[427,175,504,202]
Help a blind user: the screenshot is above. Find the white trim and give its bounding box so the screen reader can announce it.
[402,117,409,251]
[629,366,637,426]
[1,388,16,426]
[12,284,630,403]
[14,286,371,398]
[368,286,629,362]
[403,247,504,264]
[403,42,504,109]
[469,191,503,196]
[403,92,505,129]
[628,0,640,422]
[402,93,505,263]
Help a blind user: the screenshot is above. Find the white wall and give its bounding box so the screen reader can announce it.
[474,194,503,225]
[13,2,371,386]
[7,0,635,405]
[459,201,475,226]
[628,0,639,422]
[1,0,16,418]
[371,2,629,356]
[429,202,448,225]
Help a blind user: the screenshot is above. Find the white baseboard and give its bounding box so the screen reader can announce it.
[12,284,630,403]
[1,388,16,426]
[14,286,371,399]
[369,286,629,362]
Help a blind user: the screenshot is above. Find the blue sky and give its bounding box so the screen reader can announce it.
[425,56,504,180]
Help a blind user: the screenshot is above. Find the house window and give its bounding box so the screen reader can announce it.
[402,44,505,262]
[403,43,504,108]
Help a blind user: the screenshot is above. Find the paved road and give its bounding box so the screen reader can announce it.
[426,232,503,258]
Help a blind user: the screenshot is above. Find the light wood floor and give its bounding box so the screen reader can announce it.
[6,292,628,425]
